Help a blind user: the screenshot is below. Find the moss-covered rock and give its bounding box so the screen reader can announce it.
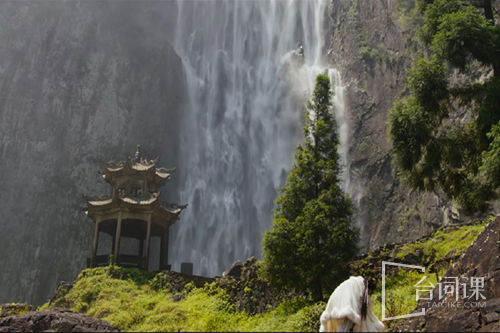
[391,214,500,332]
[0,303,35,318]
[349,217,490,282]
[214,257,297,315]
[348,216,491,330]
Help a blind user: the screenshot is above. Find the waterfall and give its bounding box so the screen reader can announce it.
[169,0,349,277]
[329,68,350,192]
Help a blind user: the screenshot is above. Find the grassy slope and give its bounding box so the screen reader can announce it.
[43,266,323,332]
[43,218,490,332]
[371,218,489,329]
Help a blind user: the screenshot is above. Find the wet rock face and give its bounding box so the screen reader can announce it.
[0,0,185,305]
[0,309,119,332]
[392,215,500,332]
[328,0,471,251]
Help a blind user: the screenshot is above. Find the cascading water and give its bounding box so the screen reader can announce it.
[329,68,351,193]
[169,0,350,277]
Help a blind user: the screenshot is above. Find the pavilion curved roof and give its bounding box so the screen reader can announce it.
[102,157,176,187]
[86,192,187,223]
[87,192,161,207]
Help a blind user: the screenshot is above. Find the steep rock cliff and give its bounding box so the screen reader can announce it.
[0,1,185,305]
[328,0,460,251]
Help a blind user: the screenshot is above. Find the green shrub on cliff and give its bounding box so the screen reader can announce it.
[388,0,500,214]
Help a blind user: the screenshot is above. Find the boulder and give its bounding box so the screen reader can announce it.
[0,309,119,332]
[215,257,299,315]
[0,304,35,318]
[222,260,243,278]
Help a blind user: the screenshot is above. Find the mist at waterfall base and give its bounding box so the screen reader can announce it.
[169,0,351,278]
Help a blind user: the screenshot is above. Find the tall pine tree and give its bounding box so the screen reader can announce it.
[262,74,358,301]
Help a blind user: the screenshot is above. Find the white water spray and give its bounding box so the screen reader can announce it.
[329,68,350,192]
[169,0,350,276]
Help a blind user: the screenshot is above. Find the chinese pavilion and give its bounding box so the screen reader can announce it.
[85,145,187,271]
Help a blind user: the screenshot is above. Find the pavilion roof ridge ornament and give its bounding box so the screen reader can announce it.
[135,144,141,161]
[102,149,173,187]
[104,145,161,171]
[127,144,159,166]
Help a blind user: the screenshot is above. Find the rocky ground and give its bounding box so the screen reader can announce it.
[0,307,118,332]
[0,304,35,318]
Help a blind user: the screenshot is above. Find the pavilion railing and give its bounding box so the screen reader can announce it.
[87,254,146,269]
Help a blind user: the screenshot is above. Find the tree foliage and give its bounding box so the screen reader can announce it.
[261,74,358,301]
[388,0,500,214]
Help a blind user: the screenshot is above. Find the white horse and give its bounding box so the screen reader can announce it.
[320,276,385,332]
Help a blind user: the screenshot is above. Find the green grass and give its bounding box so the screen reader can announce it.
[45,266,323,332]
[368,217,490,330]
[371,269,445,324]
[395,218,490,263]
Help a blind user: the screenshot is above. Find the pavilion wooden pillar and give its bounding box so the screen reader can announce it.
[91,216,101,267]
[113,211,123,264]
[144,214,152,270]
[139,238,144,259]
[111,234,115,256]
[159,225,169,271]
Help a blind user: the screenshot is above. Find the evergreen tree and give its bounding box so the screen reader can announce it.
[261,74,358,302]
[388,0,500,214]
